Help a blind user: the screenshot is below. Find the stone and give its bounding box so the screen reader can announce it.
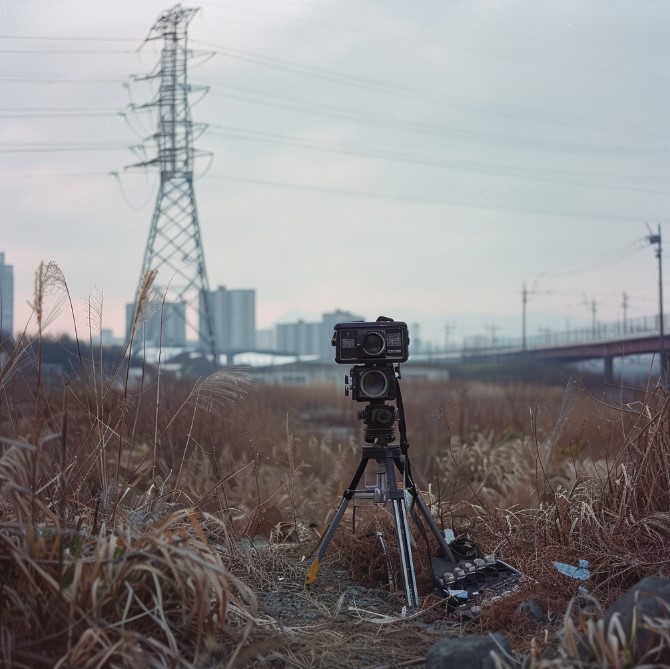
[425,632,515,669]
[599,575,670,665]
[518,597,549,624]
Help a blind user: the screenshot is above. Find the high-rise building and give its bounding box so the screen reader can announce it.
[126,300,187,347]
[276,320,321,357]
[202,286,256,354]
[227,289,256,350]
[0,253,14,337]
[275,309,365,360]
[255,327,276,351]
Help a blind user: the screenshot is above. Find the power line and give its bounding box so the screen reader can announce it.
[0,34,142,42]
[2,114,664,198]
[206,123,669,195]
[4,69,667,167]
[204,81,670,146]
[1,128,661,199]
[0,75,128,84]
[540,239,649,278]
[2,28,667,220]
[0,170,117,178]
[2,34,666,145]
[0,48,136,54]
[0,108,121,118]
[209,114,666,163]
[195,39,427,100]
[208,173,655,222]
[0,144,127,153]
[192,40,668,142]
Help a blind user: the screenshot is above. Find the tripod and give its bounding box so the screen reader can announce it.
[305,369,460,609]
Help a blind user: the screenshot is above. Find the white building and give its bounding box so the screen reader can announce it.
[0,253,13,337]
[273,309,365,360]
[202,286,256,353]
[276,320,321,356]
[125,299,187,347]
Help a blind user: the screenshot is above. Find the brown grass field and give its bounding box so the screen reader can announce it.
[1,264,669,668]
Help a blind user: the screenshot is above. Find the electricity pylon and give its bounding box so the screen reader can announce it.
[128,4,216,361]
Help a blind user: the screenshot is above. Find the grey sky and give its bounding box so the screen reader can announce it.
[2,0,669,347]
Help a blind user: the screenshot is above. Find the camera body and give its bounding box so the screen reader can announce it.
[347,364,396,402]
[332,319,409,364]
[335,318,409,404]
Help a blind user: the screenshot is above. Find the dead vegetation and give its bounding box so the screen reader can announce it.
[0,264,669,667]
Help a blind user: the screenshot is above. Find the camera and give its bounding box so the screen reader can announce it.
[332,318,409,364]
[335,317,408,441]
[347,364,396,402]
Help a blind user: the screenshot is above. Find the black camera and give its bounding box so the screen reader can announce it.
[332,318,409,364]
[347,364,396,402]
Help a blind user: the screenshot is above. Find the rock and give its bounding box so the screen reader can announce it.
[518,597,549,624]
[246,504,282,538]
[598,575,670,665]
[425,632,515,669]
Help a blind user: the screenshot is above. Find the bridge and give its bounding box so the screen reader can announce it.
[225,313,669,384]
[138,312,669,384]
[417,312,669,383]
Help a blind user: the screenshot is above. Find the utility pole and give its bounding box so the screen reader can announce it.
[581,295,598,339]
[485,324,500,349]
[444,323,455,353]
[521,281,551,352]
[590,298,597,339]
[621,291,628,335]
[522,282,528,351]
[647,224,667,386]
[127,5,217,362]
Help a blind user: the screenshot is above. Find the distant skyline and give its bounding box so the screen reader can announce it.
[2,1,668,348]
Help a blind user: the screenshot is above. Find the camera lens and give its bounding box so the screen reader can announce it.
[359,368,389,398]
[361,331,385,356]
[373,407,394,425]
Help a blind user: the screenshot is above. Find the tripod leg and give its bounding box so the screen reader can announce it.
[394,456,457,564]
[305,457,369,587]
[412,487,458,563]
[392,496,419,609]
[387,456,419,609]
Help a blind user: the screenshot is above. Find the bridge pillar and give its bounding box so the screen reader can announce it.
[604,355,614,383]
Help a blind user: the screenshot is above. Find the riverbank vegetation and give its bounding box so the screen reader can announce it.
[1,266,668,667]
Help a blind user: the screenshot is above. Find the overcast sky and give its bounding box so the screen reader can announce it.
[2,0,669,348]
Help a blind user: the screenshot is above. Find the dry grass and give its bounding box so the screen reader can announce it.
[463,388,670,665]
[1,264,669,667]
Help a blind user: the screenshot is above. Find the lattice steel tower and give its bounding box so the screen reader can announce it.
[129,4,216,358]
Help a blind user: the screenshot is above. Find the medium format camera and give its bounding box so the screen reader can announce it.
[335,317,409,405]
[347,364,396,402]
[332,319,409,364]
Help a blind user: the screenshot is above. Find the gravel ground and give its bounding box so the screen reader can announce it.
[248,541,471,668]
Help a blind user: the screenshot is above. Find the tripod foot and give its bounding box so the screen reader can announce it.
[305,558,320,586]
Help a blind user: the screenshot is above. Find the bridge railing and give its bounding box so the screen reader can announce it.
[460,313,668,357]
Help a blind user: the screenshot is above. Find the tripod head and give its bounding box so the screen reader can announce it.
[357,399,398,444]
[343,361,401,443]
